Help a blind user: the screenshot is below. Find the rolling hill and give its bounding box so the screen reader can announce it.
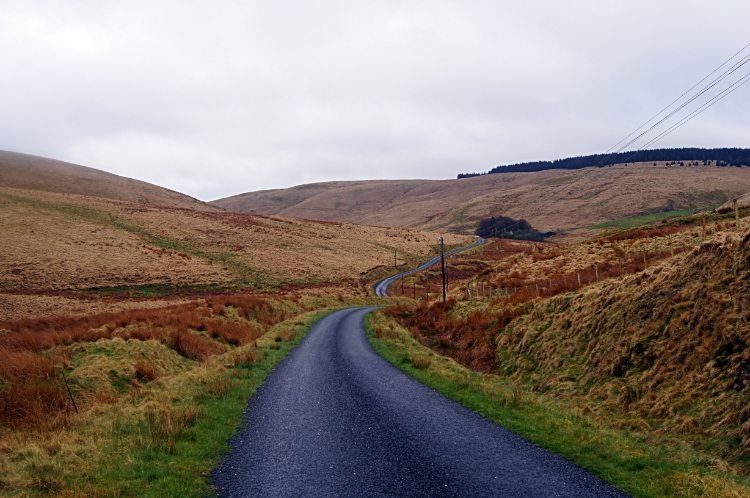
[0,150,218,211]
[0,150,472,320]
[213,161,750,237]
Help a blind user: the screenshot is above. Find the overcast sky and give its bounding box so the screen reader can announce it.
[1,1,749,201]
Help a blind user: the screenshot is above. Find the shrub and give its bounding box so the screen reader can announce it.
[166,328,225,362]
[134,361,159,382]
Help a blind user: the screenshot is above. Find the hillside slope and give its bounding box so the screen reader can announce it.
[213,162,750,235]
[0,187,469,320]
[385,218,750,478]
[0,150,218,211]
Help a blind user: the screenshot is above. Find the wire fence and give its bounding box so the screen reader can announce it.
[464,242,696,302]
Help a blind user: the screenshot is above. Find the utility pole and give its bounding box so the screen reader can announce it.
[439,236,446,302]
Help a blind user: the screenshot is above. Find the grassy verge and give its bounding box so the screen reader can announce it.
[83,308,332,498]
[364,309,750,498]
[1,296,400,497]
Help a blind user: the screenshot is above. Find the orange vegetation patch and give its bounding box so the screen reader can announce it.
[0,295,291,429]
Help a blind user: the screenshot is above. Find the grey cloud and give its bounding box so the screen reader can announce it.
[1,1,748,200]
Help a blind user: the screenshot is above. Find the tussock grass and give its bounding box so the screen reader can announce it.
[0,294,396,496]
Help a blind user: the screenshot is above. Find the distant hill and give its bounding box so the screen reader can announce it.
[459,147,750,178]
[213,161,750,236]
[0,186,465,295]
[0,150,218,211]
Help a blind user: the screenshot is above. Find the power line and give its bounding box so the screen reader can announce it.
[593,41,750,167]
[632,70,750,154]
[613,54,750,154]
[603,41,750,155]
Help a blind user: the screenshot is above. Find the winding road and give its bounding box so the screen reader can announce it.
[374,237,486,297]
[212,307,628,497]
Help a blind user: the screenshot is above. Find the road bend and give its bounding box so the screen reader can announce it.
[212,307,628,498]
[374,237,486,297]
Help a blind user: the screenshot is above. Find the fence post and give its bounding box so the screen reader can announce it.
[577,272,581,287]
[61,369,79,414]
[643,248,647,268]
[702,217,707,241]
[564,274,567,287]
[595,264,599,282]
[735,198,741,231]
[670,234,674,257]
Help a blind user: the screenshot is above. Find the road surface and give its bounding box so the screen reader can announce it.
[212,307,628,498]
[374,238,486,297]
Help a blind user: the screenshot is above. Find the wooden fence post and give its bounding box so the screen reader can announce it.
[669,234,674,257]
[643,248,647,268]
[577,272,581,287]
[595,264,599,282]
[735,198,741,231]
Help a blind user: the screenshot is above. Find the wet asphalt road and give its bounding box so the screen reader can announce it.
[373,238,485,297]
[212,307,629,498]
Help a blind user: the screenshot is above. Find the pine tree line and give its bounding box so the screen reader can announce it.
[458,147,750,178]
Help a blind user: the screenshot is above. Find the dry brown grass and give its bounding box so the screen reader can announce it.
[213,161,750,235]
[0,149,218,210]
[0,187,468,307]
[387,223,750,473]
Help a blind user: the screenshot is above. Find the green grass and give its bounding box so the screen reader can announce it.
[588,208,701,230]
[77,309,336,498]
[364,310,750,498]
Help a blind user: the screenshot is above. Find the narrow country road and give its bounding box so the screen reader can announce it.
[212,307,628,497]
[374,237,486,297]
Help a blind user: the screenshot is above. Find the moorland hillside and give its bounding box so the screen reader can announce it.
[0,150,217,211]
[214,161,750,236]
[0,186,469,321]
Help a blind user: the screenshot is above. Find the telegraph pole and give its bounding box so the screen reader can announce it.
[439,236,446,302]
